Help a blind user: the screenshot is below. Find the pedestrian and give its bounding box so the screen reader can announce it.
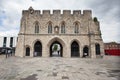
[84,53,87,57]
[34,52,37,57]
[58,51,59,56]
[8,50,11,57]
[5,49,8,58]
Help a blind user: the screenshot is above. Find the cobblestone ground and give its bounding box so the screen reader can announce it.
[0,55,120,80]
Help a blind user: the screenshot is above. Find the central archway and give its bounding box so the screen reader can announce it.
[50,41,63,57]
[34,41,42,57]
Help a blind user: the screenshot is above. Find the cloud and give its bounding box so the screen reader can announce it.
[0,0,120,42]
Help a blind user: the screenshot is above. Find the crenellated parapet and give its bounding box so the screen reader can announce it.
[22,6,92,19]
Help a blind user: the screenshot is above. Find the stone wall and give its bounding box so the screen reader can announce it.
[15,7,104,58]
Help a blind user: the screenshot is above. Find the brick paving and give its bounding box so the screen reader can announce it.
[0,55,120,80]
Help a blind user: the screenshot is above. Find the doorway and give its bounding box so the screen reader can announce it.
[83,46,89,57]
[26,47,30,56]
[95,44,100,55]
[34,41,42,57]
[50,41,63,57]
[71,41,80,57]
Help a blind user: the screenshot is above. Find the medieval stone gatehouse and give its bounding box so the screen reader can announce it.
[15,7,104,58]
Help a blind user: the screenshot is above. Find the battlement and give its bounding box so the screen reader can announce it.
[53,10,61,14]
[73,10,81,15]
[22,7,92,18]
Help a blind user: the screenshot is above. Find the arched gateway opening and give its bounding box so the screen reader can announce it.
[95,44,100,55]
[71,41,80,57]
[34,41,42,57]
[50,41,63,57]
[83,46,89,57]
[26,47,30,56]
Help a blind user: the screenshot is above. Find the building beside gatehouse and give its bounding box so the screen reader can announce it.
[0,36,17,54]
[15,7,104,58]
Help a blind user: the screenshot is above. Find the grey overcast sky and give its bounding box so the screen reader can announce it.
[0,0,120,43]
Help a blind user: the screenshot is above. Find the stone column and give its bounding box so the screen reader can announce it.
[42,41,50,57]
[15,35,25,57]
[80,45,83,58]
[30,46,34,57]
[90,35,96,58]
[100,41,105,57]
[65,45,70,58]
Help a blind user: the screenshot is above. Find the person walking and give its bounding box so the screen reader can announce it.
[8,49,11,57]
[5,49,8,58]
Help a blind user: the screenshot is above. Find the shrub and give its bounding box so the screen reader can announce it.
[93,17,98,22]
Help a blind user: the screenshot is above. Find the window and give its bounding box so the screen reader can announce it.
[74,23,79,33]
[95,44,100,55]
[35,22,39,33]
[48,22,52,33]
[3,37,7,47]
[61,22,65,33]
[10,37,13,47]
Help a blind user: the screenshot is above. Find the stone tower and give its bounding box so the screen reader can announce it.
[15,7,104,58]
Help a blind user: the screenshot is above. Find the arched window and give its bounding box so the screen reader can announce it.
[95,44,100,55]
[26,47,30,56]
[74,22,79,33]
[61,22,65,33]
[35,22,39,33]
[48,22,52,33]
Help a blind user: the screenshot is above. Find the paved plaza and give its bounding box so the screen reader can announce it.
[0,55,120,80]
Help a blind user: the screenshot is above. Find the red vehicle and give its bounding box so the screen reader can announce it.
[104,42,120,56]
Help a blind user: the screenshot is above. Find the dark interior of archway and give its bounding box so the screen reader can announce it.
[71,41,79,57]
[50,41,63,57]
[83,46,89,57]
[34,41,42,56]
[95,44,100,55]
[26,47,30,56]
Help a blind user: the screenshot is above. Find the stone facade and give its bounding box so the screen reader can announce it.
[15,7,104,58]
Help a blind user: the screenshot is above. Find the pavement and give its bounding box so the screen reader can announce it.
[0,55,120,80]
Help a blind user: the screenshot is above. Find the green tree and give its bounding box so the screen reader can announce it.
[53,44,58,51]
[93,17,98,22]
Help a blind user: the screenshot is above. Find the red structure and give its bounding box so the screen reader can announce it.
[104,42,120,56]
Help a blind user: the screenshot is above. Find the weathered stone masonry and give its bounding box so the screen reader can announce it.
[15,7,104,58]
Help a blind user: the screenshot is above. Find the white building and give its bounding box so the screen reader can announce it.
[0,36,18,48]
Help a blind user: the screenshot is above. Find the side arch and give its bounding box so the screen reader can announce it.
[70,39,80,47]
[32,39,42,57]
[25,45,31,56]
[83,45,89,57]
[70,39,80,57]
[95,43,101,55]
